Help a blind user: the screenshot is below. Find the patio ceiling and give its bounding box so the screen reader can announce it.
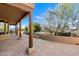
[0,3,34,25]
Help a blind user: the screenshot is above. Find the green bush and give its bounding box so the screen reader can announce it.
[24,26,28,32]
[33,23,41,32]
[24,23,41,33]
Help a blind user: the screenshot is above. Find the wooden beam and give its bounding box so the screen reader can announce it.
[19,20,22,37]
[7,3,34,12]
[16,12,28,25]
[29,12,33,48]
[0,20,8,23]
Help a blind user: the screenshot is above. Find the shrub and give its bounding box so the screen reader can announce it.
[24,26,28,32]
[24,23,41,33]
[33,23,41,32]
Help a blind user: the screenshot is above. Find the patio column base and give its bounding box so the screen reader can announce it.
[27,47,36,55]
[17,37,22,40]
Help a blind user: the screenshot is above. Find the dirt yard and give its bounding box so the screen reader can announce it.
[36,34,79,44]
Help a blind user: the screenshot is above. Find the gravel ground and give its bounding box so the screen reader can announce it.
[0,34,79,56]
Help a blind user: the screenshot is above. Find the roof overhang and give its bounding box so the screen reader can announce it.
[0,3,34,25]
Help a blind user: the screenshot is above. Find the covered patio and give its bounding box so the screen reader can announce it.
[1,34,79,56]
[1,3,79,56]
[0,3,34,54]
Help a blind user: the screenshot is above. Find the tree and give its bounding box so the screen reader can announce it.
[24,26,28,32]
[24,23,41,33]
[33,23,41,32]
[42,3,79,35]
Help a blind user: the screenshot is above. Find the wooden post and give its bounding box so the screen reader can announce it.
[19,21,22,37]
[15,25,18,36]
[29,12,33,48]
[4,20,6,34]
[8,23,9,34]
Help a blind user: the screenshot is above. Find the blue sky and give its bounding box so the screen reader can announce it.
[21,3,58,28]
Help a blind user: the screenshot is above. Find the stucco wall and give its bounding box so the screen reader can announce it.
[0,34,10,40]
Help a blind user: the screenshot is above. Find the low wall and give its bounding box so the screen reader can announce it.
[0,34,11,40]
[37,34,79,44]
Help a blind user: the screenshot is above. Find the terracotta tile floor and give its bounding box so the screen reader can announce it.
[0,34,79,56]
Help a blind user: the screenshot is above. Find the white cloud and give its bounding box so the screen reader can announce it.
[36,16,42,19]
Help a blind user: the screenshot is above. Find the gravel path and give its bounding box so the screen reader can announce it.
[0,34,79,56]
